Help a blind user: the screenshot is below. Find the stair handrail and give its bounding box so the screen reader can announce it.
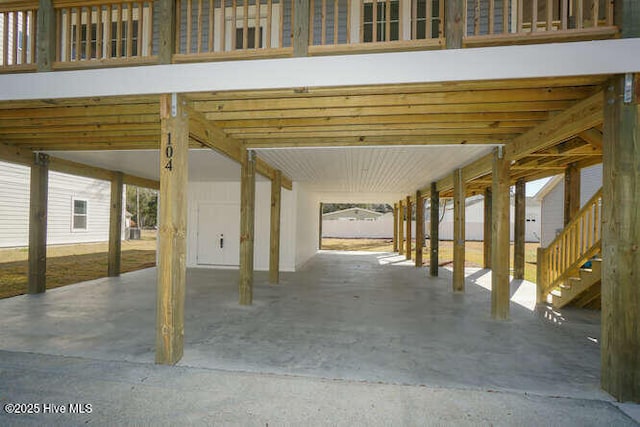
[537,187,602,300]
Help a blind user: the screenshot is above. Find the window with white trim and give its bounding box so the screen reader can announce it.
[72,198,88,231]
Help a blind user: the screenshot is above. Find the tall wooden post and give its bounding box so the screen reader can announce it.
[156,93,188,365]
[536,247,548,305]
[318,202,323,249]
[28,153,49,294]
[108,172,123,277]
[405,196,412,260]
[398,200,404,255]
[269,170,282,284]
[415,191,424,267]
[483,188,492,269]
[601,73,640,402]
[158,0,177,64]
[514,178,526,280]
[564,163,581,225]
[491,147,510,320]
[293,0,310,56]
[239,149,256,305]
[445,0,464,48]
[37,0,56,71]
[392,203,398,252]
[429,182,439,277]
[453,169,465,292]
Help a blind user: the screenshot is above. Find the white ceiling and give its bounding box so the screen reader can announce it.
[255,146,496,193]
[45,145,496,194]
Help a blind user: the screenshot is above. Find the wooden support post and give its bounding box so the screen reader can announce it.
[514,178,526,280]
[293,0,310,56]
[601,73,640,402]
[564,163,581,225]
[453,169,465,292]
[158,0,177,64]
[156,94,188,365]
[405,196,412,260]
[429,182,439,277]
[445,0,464,48]
[239,149,256,305]
[483,188,492,269]
[108,172,124,277]
[37,0,56,71]
[535,247,547,304]
[491,147,510,320]
[28,153,49,294]
[318,202,323,249]
[269,170,282,284]
[398,200,404,255]
[415,191,424,267]
[392,203,398,252]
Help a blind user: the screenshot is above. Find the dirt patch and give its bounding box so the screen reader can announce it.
[0,231,157,299]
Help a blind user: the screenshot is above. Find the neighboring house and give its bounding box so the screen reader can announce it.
[322,197,541,242]
[323,211,397,239]
[323,207,383,221]
[534,163,602,248]
[436,195,541,242]
[0,160,125,248]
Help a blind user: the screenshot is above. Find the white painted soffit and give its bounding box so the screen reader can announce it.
[44,149,268,182]
[254,145,496,194]
[1,38,640,101]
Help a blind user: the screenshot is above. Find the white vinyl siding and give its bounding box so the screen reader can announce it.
[539,163,602,248]
[0,161,112,248]
[0,161,31,247]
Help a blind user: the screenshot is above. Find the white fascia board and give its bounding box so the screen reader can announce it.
[1,38,639,101]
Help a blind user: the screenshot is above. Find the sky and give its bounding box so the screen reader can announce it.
[525,177,552,197]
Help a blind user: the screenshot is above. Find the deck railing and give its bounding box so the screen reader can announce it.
[0,0,621,72]
[465,0,617,46]
[53,0,156,68]
[307,0,444,54]
[0,1,38,71]
[172,0,294,62]
[537,187,602,301]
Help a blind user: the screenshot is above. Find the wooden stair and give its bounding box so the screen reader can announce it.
[551,259,601,309]
[537,188,602,309]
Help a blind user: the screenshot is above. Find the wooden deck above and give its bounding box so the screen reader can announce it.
[0,0,619,73]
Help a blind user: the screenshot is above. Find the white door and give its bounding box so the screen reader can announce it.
[196,202,240,266]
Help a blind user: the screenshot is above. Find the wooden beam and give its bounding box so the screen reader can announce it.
[398,200,404,255]
[429,183,439,277]
[318,202,323,250]
[269,170,282,284]
[239,149,256,305]
[156,94,188,365]
[157,0,176,64]
[405,196,412,260]
[453,169,465,292]
[28,153,49,294]
[579,128,603,150]
[187,106,292,190]
[491,148,510,320]
[293,0,310,56]
[506,91,604,161]
[564,163,581,225]
[445,0,464,48]
[37,0,55,71]
[601,73,640,402]
[392,203,398,252]
[483,188,492,268]
[513,178,525,280]
[415,191,424,267]
[107,172,123,277]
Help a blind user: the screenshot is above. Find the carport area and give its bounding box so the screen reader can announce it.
[4,251,635,423]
